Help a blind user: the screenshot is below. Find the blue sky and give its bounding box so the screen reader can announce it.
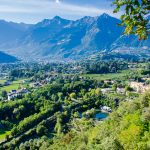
[0,0,121,23]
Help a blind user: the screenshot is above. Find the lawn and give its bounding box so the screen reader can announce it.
[83,69,133,81]
[0,79,26,92]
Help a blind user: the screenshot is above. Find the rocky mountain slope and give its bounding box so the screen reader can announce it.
[0,14,149,61]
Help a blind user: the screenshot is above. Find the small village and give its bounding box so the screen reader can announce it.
[0,61,150,128]
[0,67,150,102]
[0,74,150,112]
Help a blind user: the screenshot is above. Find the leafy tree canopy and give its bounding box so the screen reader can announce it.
[113,0,150,39]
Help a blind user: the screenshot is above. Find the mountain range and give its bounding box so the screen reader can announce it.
[0,51,18,63]
[0,13,150,61]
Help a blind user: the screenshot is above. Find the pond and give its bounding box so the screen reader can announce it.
[79,111,109,120]
[95,112,108,120]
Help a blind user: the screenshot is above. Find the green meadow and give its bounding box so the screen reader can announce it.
[0,79,27,92]
[83,70,132,81]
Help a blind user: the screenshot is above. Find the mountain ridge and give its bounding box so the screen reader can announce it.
[0,14,149,61]
[0,51,18,63]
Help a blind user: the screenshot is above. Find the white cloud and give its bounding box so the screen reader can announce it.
[55,0,60,4]
[0,0,120,23]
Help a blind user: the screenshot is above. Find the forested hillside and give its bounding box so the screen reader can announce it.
[0,61,149,150]
[31,91,150,150]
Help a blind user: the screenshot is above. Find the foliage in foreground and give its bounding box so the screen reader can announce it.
[44,92,150,150]
[113,0,150,40]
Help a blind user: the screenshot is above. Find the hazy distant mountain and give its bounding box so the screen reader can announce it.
[0,20,31,49]
[0,51,18,63]
[0,14,149,61]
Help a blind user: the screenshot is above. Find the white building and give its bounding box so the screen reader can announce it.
[101,106,112,112]
[8,88,29,100]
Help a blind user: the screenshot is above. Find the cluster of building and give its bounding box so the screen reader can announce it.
[130,81,150,93]
[100,106,112,112]
[101,87,125,94]
[101,77,150,95]
[8,88,29,100]
[29,82,43,88]
[29,74,86,89]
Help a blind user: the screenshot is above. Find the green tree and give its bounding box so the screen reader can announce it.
[1,90,7,99]
[125,85,133,92]
[112,84,117,91]
[95,88,101,96]
[55,114,63,136]
[36,125,48,136]
[113,0,150,39]
[69,93,77,99]
[118,124,142,150]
